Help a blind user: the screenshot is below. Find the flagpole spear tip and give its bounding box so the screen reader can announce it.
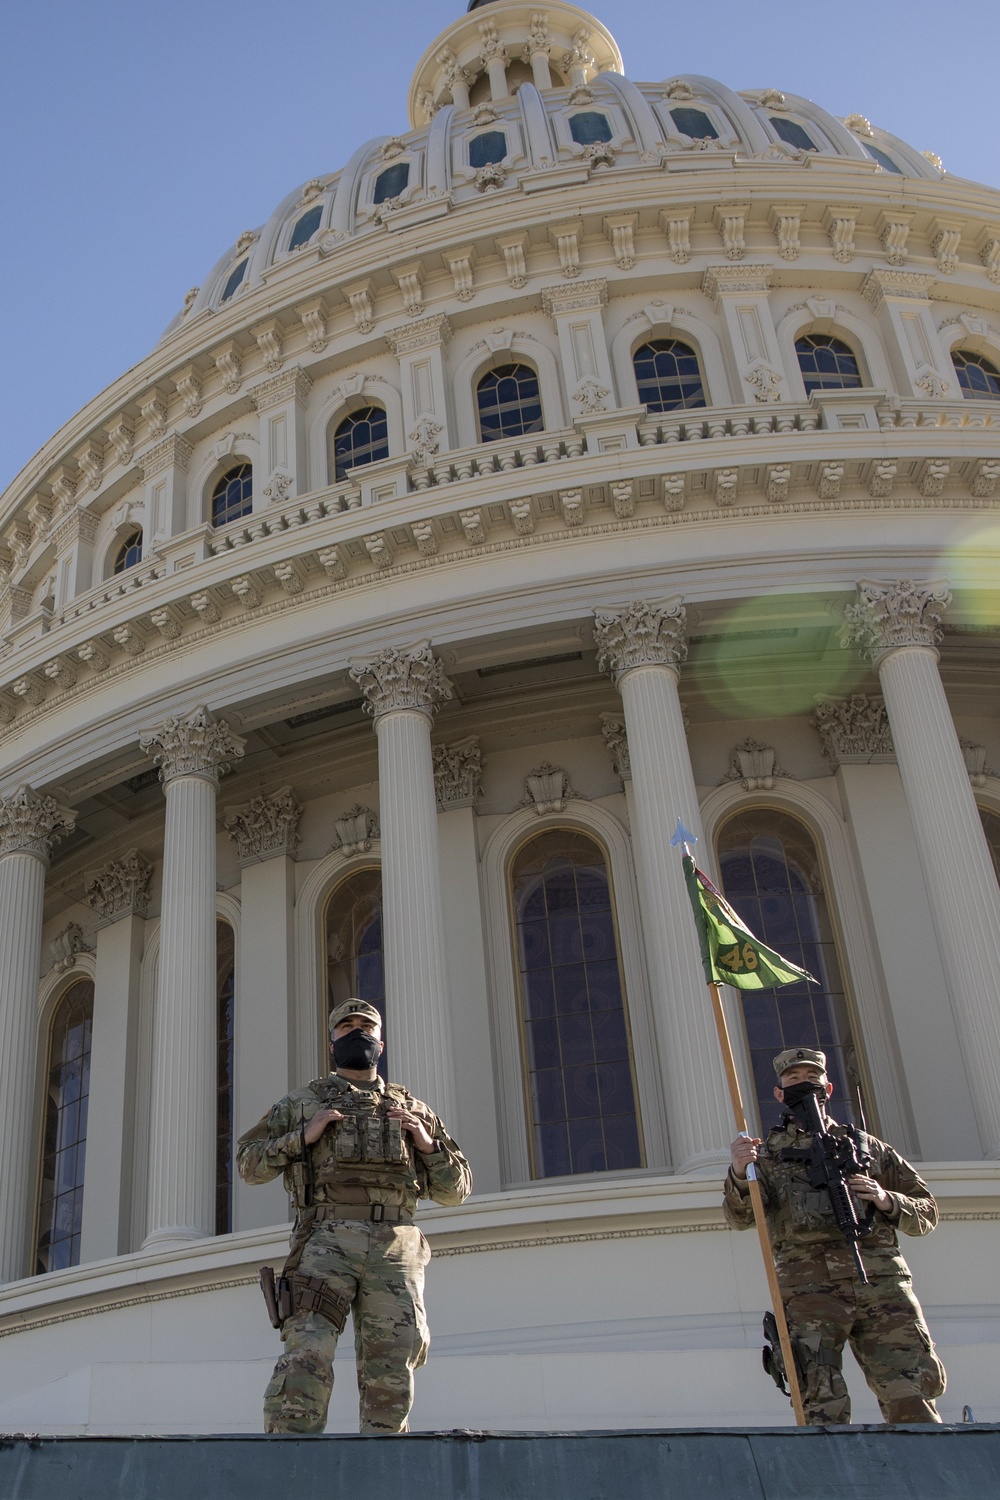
[670,817,698,850]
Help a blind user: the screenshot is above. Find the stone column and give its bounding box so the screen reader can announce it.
[80,851,152,1263]
[224,788,302,1232]
[845,580,1000,1158]
[140,433,192,546]
[139,706,245,1247]
[541,280,616,421]
[595,602,731,1172]
[702,265,782,406]
[860,270,954,399]
[385,315,454,460]
[0,786,76,1282]
[247,367,313,506]
[350,644,458,1124]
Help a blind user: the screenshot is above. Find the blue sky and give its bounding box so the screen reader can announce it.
[1,0,997,493]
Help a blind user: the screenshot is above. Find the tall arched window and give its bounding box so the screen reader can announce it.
[979,806,1000,888]
[510,828,643,1178]
[211,463,253,527]
[331,406,389,482]
[476,363,543,442]
[216,920,235,1236]
[952,349,1000,400]
[36,978,94,1274]
[633,339,706,412]
[716,808,866,1135]
[795,334,863,394]
[112,527,142,574]
[325,867,387,1076]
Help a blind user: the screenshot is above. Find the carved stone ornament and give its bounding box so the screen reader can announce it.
[600,714,630,780]
[842,580,952,664]
[224,787,302,865]
[350,643,453,721]
[519,762,583,816]
[139,705,246,787]
[85,850,153,923]
[433,736,483,810]
[811,694,894,766]
[50,922,91,973]
[409,416,443,461]
[960,740,997,788]
[0,784,76,860]
[334,804,379,858]
[724,738,789,791]
[572,377,609,413]
[593,600,688,684]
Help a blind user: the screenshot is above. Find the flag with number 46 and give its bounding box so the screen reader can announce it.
[682,854,817,990]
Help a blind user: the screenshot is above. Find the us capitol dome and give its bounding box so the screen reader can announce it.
[0,0,998,1433]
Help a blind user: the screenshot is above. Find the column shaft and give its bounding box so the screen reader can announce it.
[878,645,1000,1156]
[376,708,458,1124]
[0,850,48,1281]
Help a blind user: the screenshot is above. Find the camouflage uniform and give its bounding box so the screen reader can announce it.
[237,1070,471,1434]
[723,1120,946,1424]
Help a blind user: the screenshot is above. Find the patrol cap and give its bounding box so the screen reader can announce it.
[773,1046,827,1078]
[329,999,382,1034]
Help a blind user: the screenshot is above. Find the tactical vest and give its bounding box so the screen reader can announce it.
[287,1078,420,1209]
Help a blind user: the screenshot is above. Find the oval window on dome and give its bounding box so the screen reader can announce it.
[112,527,142,575]
[211,462,253,527]
[569,112,613,146]
[770,116,817,152]
[476,363,543,442]
[795,334,863,394]
[469,130,507,168]
[220,259,247,303]
[633,339,706,412]
[288,204,322,251]
[952,349,1000,401]
[332,406,389,481]
[373,163,409,204]
[669,107,719,141]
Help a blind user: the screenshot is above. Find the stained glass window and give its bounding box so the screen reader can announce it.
[216,920,235,1236]
[953,349,1000,401]
[511,828,642,1178]
[113,528,142,574]
[325,867,387,1078]
[331,407,389,481]
[470,131,507,167]
[476,363,543,442]
[211,463,253,527]
[770,117,817,152]
[670,107,718,141]
[795,334,863,394]
[633,339,706,412]
[288,205,322,251]
[716,809,867,1134]
[36,979,93,1274]
[569,112,613,145]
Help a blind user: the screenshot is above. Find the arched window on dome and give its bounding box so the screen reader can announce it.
[220,259,248,303]
[469,130,507,167]
[476,363,543,442]
[716,807,868,1135]
[952,349,1000,401]
[112,527,142,575]
[863,142,903,174]
[633,339,706,412]
[669,107,719,142]
[216,919,235,1236]
[769,117,818,152]
[325,866,387,1078]
[211,463,253,527]
[795,334,863,395]
[509,827,643,1179]
[330,407,390,483]
[373,163,409,204]
[979,806,1000,888]
[35,978,94,1274]
[288,204,322,251]
[569,112,613,146]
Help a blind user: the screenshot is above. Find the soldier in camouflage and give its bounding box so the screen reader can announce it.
[236,999,472,1435]
[724,1046,946,1425]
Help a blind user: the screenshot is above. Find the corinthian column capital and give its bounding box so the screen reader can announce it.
[843,579,952,666]
[349,642,453,722]
[0,784,76,861]
[593,599,688,685]
[139,704,246,786]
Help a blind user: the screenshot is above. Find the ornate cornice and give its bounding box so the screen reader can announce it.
[860,268,936,311]
[139,705,246,786]
[383,314,453,358]
[0,784,76,861]
[247,367,313,413]
[842,579,952,665]
[432,736,483,809]
[224,787,301,864]
[349,642,453,721]
[701,265,772,300]
[540,279,608,318]
[85,849,153,922]
[138,434,192,481]
[593,600,687,684]
[812,694,894,766]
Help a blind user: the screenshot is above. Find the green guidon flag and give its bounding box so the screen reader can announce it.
[682,853,817,990]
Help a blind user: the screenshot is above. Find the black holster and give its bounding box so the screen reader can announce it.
[762,1311,807,1397]
[259,1266,294,1329]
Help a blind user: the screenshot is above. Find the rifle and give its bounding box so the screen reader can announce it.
[300,1103,315,1209]
[779,1082,875,1283]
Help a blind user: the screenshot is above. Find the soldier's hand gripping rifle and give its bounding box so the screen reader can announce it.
[779,1081,875,1283]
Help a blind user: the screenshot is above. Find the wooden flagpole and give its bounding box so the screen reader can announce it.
[707,979,808,1427]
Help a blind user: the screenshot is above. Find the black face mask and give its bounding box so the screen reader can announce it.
[333,1028,381,1071]
[781,1079,826,1123]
